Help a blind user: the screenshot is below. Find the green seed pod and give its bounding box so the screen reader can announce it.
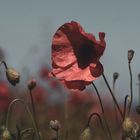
[113,72,119,80]
[128,49,134,63]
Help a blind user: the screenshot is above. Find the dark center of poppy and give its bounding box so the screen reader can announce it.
[75,42,96,69]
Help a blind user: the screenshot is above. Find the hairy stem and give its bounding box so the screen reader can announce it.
[87,112,109,140]
[92,82,112,140]
[128,62,133,115]
[112,79,118,126]
[0,60,8,69]
[64,96,68,140]
[6,99,41,140]
[123,95,130,119]
[102,73,123,119]
[29,90,41,140]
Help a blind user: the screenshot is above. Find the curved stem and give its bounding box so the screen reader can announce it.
[0,60,8,69]
[102,73,123,120]
[29,90,41,140]
[92,82,112,140]
[123,95,130,120]
[87,113,109,140]
[5,99,41,140]
[128,62,133,115]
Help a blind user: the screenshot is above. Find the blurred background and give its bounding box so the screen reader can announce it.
[0,0,140,139]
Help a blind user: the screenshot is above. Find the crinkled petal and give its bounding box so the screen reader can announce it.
[90,62,103,77]
[65,80,91,90]
[51,63,98,82]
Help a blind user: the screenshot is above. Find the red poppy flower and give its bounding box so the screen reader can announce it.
[50,21,106,90]
[0,81,10,112]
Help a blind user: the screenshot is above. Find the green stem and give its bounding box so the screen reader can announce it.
[123,95,130,119]
[92,82,112,140]
[5,99,41,140]
[112,79,118,126]
[29,90,41,140]
[64,97,68,140]
[87,113,109,140]
[56,130,59,140]
[0,60,8,69]
[102,73,123,120]
[128,62,133,115]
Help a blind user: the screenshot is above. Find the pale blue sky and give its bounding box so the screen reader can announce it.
[0,0,140,101]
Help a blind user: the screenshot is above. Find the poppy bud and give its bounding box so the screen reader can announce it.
[27,79,37,90]
[80,127,91,140]
[136,105,140,114]
[122,117,133,133]
[113,72,119,80]
[128,49,134,63]
[50,120,61,131]
[6,68,20,86]
[2,128,11,140]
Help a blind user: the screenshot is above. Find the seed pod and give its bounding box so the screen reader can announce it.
[122,117,133,133]
[27,79,37,90]
[80,127,91,140]
[6,68,20,86]
[50,120,61,131]
[113,72,119,80]
[128,49,134,63]
[2,128,11,140]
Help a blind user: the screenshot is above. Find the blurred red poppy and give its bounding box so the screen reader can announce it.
[50,21,106,90]
[0,81,10,112]
[40,66,50,80]
[32,86,48,104]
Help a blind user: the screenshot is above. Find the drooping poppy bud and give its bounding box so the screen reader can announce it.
[27,79,37,90]
[128,49,134,63]
[2,128,11,140]
[50,120,61,131]
[6,68,20,86]
[80,127,91,140]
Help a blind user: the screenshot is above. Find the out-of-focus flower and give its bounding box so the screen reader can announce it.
[27,79,37,90]
[2,128,11,140]
[128,49,134,63]
[50,120,61,131]
[50,21,106,90]
[40,66,50,80]
[0,81,10,112]
[6,68,20,86]
[80,127,91,140]
[31,86,48,104]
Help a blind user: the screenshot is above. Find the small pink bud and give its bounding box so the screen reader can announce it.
[27,79,37,90]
